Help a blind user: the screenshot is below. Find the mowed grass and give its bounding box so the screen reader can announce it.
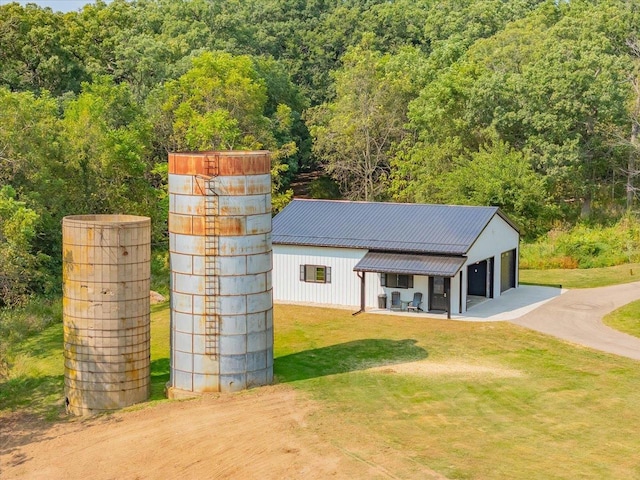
[274,305,640,479]
[2,303,640,479]
[520,262,640,288]
[603,300,640,339]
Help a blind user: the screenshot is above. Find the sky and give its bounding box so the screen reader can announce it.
[0,1,112,12]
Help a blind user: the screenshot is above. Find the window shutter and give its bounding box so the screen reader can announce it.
[380,273,386,286]
[300,264,305,281]
[408,275,414,288]
[326,266,331,283]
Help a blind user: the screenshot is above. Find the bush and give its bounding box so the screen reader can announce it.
[309,175,341,199]
[150,250,170,297]
[0,186,50,307]
[521,215,640,269]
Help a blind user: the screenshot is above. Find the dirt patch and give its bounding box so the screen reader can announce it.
[366,361,524,379]
[0,385,446,479]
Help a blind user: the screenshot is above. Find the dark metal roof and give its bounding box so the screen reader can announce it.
[272,199,517,255]
[354,252,466,277]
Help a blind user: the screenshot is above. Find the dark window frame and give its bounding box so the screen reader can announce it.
[300,264,332,284]
[380,273,414,289]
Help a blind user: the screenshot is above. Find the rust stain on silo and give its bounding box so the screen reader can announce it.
[246,177,271,195]
[220,180,246,196]
[218,217,245,236]
[169,213,192,235]
[191,216,206,236]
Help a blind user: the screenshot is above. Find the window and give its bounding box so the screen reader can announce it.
[380,273,414,289]
[300,264,331,283]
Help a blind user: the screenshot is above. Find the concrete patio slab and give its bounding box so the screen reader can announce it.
[368,285,564,322]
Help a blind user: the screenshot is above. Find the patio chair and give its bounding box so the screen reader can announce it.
[390,291,402,310]
[407,292,423,312]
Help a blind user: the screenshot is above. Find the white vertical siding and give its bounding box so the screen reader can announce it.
[365,271,384,308]
[273,245,365,307]
[450,271,461,314]
[460,267,468,313]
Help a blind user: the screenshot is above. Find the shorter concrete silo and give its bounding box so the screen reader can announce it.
[62,214,151,416]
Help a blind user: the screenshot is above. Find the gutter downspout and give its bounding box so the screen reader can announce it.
[352,272,366,316]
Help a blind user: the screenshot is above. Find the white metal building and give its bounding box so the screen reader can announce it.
[272,199,520,317]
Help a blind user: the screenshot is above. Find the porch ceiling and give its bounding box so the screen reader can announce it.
[353,251,465,277]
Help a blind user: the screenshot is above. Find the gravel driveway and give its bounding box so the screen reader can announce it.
[510,281,640,360]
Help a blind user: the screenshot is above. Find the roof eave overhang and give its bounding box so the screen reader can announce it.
[353,251,466,278]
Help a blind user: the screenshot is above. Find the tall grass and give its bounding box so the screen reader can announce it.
[521,215,640,269]
[0,297,61,378]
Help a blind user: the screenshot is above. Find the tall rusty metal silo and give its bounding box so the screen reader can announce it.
[62,214,151,416]
[167,151,273,397]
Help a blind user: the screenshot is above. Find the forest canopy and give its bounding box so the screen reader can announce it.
[1,0,640,304]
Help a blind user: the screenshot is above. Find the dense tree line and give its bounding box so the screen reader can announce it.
[1,0,639,305]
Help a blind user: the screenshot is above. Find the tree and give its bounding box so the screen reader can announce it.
[61,76,156,218]
[0,3,87,95]
[440,139,552,236]
[0,87,67,258]
[505,20,629,217]
[422,0,547,77]
[0,186,45,306]
[154,51,269,151]
[149,50,302,210]
[619,35,640,211]
[307,41,423,201]
[394,1,632,223]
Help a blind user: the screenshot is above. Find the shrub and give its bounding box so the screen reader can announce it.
[309,175,341,199]
[521,215,640,269]
[150,250,170,297]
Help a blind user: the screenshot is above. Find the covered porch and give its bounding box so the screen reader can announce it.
[363,284,562,322]
[353,251,467,319]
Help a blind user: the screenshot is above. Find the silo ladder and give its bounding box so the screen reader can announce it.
[204,155,220,357]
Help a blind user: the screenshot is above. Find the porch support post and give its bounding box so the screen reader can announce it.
[459,273,463,314]
[447,277,451,319]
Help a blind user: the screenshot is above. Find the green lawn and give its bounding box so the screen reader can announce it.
[603,300,640,339]
[274,305,640,479]
[3,302,640,479]
[520,262,640,288]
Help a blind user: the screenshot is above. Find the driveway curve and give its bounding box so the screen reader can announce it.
[510,281,640,360]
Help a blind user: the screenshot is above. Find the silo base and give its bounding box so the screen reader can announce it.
[165,384,204,400]
[165,372,273,399]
